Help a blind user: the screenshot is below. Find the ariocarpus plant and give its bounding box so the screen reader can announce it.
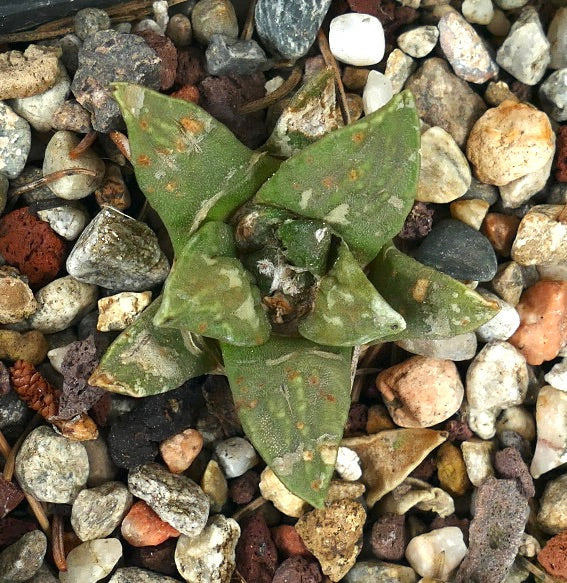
[89,71,497,507]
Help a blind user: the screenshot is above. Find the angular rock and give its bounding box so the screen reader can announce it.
[480,212,521,257]
[200,459,228,513]
[436,441,471,497]
[537,474,567,535]
[494,447,535,499]
[96,291,151,332]
[539,69,567,123]
[362,70,393,115]
[135,30,178,91]
[214,437,259,479]
[0,530,46,583]
[259,467,309,518]
[499,154,554,209]
[74,7,111,40]
[206,35,268,76]
[461,438,495,486]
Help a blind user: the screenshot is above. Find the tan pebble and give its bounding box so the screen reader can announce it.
[450,198,490,230]
[461,438,495,486]
[481,212,521,257]
[484,81,519,107]
[436,441,471,497]
[0,329,48,364]
[346,93,363,122]
[466,100,555,185]
[366,404,395,434]
[342,66,369,91]
[376,356,464,428]
[509,280,567,365]
[0,273,37,324]
[492,261,524,306]
[159,428,203,474]
[259,467,309,518]
[325,480,365,505]
[97,291,152,332]
[200,459,228,513]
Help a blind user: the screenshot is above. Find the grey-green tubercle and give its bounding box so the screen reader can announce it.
[89,81,498,507]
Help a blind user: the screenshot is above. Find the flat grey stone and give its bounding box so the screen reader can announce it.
[206,34,268,76]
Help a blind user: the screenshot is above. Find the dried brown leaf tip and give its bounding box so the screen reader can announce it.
[9,360,98,441]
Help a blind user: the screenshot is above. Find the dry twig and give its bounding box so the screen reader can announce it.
[69,131,98,159]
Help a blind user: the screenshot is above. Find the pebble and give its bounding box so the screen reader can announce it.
[59,538,122,583]
[494,447,535,498]
[466,341,528,439]
[437,441,471,497]
[343,560,418,583]
[537,474,567,534]
[175,514,240,583]
[538,531,567,582]
[455,477,529,583]
[71,481,133,541]
[449,198,489,230]
[474,290,520,342]
[397,26,438,58]
[556,126,567,182]
[71,30,161,132]
[335,446,362,481]
[229,470,259,505]
[462,0,494,24]
[462,439,495,485]
[128,463,210,537]
[491,262,524,306]
[545,358,567,391]
[487,9,510,37]
[96,291,151,332]
[414,218,497,282]
[191,0,238,45]
[329,13,385,66]
[496,7,550,86]
[342,67,369,91]
[159,428,203,474]
[24,562,58,583]
[462,176,499,205]
[397,334,478,361]
[438,11,498,83]
[539,68,567,122]
[384,49,416,94]
[0,173,7,214]
[405,57,486,147]
[495,405,536,441]
[0,270,37,324]
[326,479,366,504]
[37,203,89,241]
[42,130,105,200]
[56,34,82,76]
[530,385,567,478]
[0,102,31,180]
[362,70,393,115]
[295,499,366,582]
[201,459,228,512]
[109,567,179,583]
[0,530,47,583]
[377,477,454,517]
[259,467,309,518]
[66,207,170,291]
[15,425,89,503]
[509,280,567,365]
[94,163,131,211]
[28,276,98,334]
[273,556,322,583]
[0,329,48,364]
[416,126,471,204]
[406,527,467,580]
[371,514,406,561]
[134,30,178,92]
[270,525,308,560]
[236,513,278,583]
[0,45,61,100]
[74,8,111,40]
[548,8,567,70]
[484,80,518,107]
[84,436,118,487]
[121,500,180,547]
[501,156,554,210]
[255,0,332,60]
[205,35,268,76]
[166,13,193,47]
[8,64,70,133]
[214,437,259,478]
[376,356,464,428]
[52,99,92,133]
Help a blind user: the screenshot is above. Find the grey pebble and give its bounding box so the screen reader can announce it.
[396,333,477,361]
[74,8,111,40]
[11,166,57,205]
[206,34,269,76]
[0,102,31,179]
[128,463,210,537]
[15,425,89,503]
[0,530,47,583]
[397,26,438,59]
[214,437,260,478]
[548,8,567,70]
[37,203,89,241]
[84,435,119,487]
[57,34,82,76]
[52,100,92,133]
[539,68,567,122]
[66,207,170,291]
[109,567,180,583]
[191,0,239,45]
[21,562,58,583]
[166,13,193,47]
[0,390,30,441]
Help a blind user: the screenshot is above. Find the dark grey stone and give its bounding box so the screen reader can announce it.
[0,530,46,583]
[205,34,269,76]
[74,8,111,40]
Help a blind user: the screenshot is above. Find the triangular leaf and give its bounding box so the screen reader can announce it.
[154,222,271,346]
[113,83,279,253]
[221,336,352,507]
[277,219,331,276]
[255,90,420,264]
[299,241,405,345]
[368,243,500,340]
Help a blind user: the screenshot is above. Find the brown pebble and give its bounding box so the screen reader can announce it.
[273,556,322,583]
[136,30,178,90]
[271,525,312,559]
[175,46,206,86]
[94,164,131,211]
[229,470,260,505]
[0,329,48,364]
[344,403,368,436]
[366,404,395,433]
[538,530,567,581]
[371,513,406,561]
[481,213,521,257]
[342,66,369,91]
[444,418,474,442]
[235,513,278,583]
[0,476,25,518]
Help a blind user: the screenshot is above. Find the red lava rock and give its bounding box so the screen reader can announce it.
[344,403,368,437]
[398,201,434,241]
[494,447,535,499]
[229,470,260,505]
[272,556,322,583]
[175,46,206,86]
[127,537,178,577]
[430,514,470,545]
[121,501,180,547]
[371,513,407,561]
[409,453,437,481]
[0,207,66,288]
[136,30,178,90]
[481,213,521,257]
[170,85,199,104]
[0,518,37,546]
[444,418,474,442]
[538,530,567,582]
[235,513,278,583]
[556,126,567,182]
[0,477,24,519]
[271,525,312,559]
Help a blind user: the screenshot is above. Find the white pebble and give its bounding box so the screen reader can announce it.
[60,539,122,583]
[384,49,416,94]
[475,289,520,342]
[214,437,259,478]
[462,0,494,25]
[397,26,439,58]
[259,467,309,518]
[335,446,362,481]
[461,438,495,486]
[362,70,393,115]
[153,0,169,33]
[47,343,73,373]
[329,14,385,66]
[97,291,152,332]
[545,357,567,392]
[495,405,536,441]
[37,204,89,241]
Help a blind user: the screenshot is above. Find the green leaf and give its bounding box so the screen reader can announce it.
[113,83,279,253]
[299,241,406,346]
[88,298,218,397]
[368,243,500,340]
[277,219,331,276]
[255,90,420,264]
[154,222,271,346]
[221,336,353,507]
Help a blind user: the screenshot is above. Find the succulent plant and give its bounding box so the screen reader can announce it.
[89,72,498,507]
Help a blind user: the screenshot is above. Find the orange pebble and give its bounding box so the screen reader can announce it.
[271,525,312,559]
[159,428,203,474]
[121,501,179,547]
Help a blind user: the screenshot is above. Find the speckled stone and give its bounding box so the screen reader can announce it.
[109,567,179,583]
[343,560,418,583]
[205,35,268,76]
[74,8,111,40]
[0,102,31,180]
[0,530,47,583]
[397,26,438,59]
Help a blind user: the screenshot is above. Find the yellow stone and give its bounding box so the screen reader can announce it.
[200,460,227,512]
[436,441,471,497]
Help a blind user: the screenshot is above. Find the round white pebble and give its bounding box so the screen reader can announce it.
[329,13,385,66]
[362,70,393,115]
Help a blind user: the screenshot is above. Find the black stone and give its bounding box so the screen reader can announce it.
[254,0,332,59]
[414,219,498,282]
[205,35,269,77]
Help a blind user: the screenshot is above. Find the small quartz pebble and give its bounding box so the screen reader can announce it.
[371,514,406,561]
[461,439,493,486]
[384,49,416,94]
[462,0,494,25]
[0,530,47,583]
[538,531,567,582]
[60,539,122,583]
[175,514,240,583]
[530,386,567,478]
[362,70,393,115]
[191,0,239,45]
[0,330,48,364]
[344,560,418,583]
[0,270,37,324]
[335,446,362,481]
[537,474,567,534]
[549,8,567,70]
[539,69,567,123]
[71,482,133,541]
[495,406,535,441]
[398,26,438,58]
[201,459,228,513]
[496,7,550,86]
[376,356,464,428]
[205,35,268,76]
[160,428,203,474]
[329,14,385,66]
[128,463,210,537]
[0,102,31,180]
[545,358,567,391]
[397,334,478,361]
[416,126,471,203]
[28,276,98,334]
[499,154,555,209]
[42,131,105,200]
[37,204,89,241]
[121,501,180,547]
[438,12,498,83]
[15,426,89,503]
[475,290,520,342]
[259,467,309,518]
[449,198,489,230]
[214,437,259,478]
[109,567,179,583]
[97,291,152,332]
[74,8,111,40]
[405,527,467,580]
